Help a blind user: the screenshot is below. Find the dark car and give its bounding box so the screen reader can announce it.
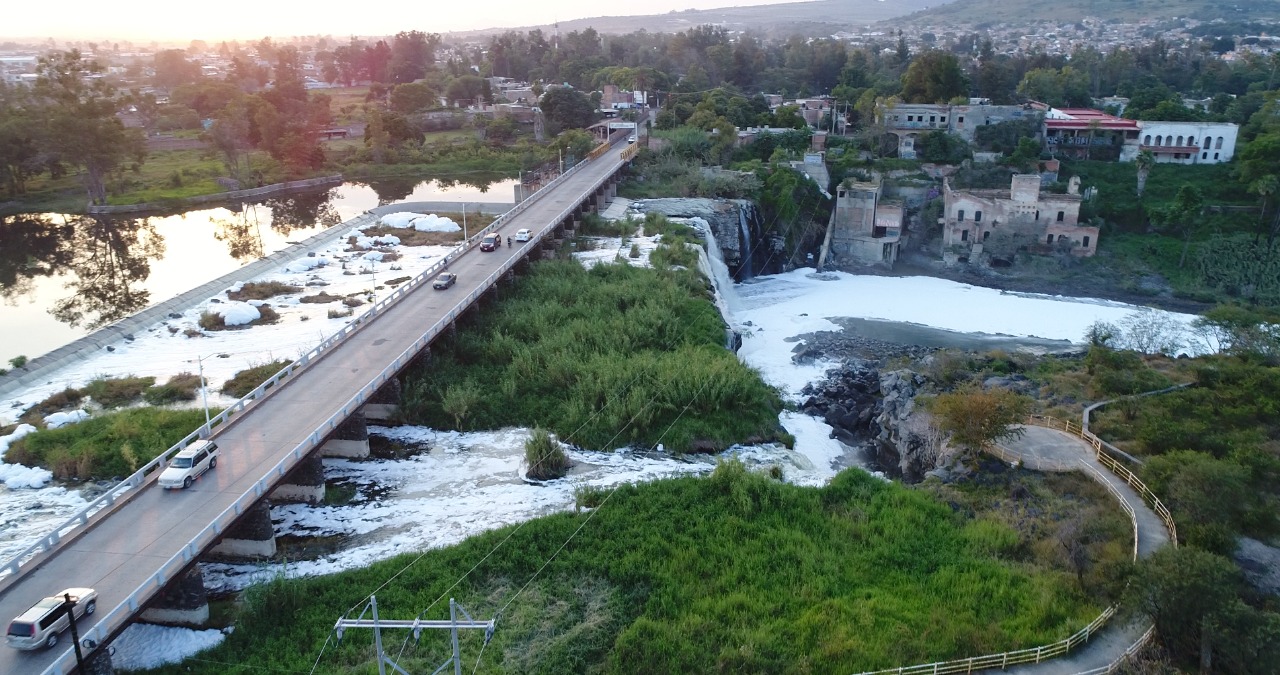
[432,272,457,290]
[480,234,500,251]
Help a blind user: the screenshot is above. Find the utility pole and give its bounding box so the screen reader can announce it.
[63,593,86,675]
[333,596,495,675]
[190,355,210,427]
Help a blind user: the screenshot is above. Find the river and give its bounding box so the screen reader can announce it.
[0,178,518,363]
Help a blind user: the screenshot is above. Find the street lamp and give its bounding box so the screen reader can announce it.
[190,354,211,428]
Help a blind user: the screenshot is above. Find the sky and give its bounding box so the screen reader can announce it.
[2,0,799,42]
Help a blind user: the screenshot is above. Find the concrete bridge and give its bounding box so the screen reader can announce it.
[0,136,637,675]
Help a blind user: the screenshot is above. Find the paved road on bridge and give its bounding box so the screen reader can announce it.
[0,140,630,675]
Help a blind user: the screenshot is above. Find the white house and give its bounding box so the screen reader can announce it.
[1134,121,1238,164]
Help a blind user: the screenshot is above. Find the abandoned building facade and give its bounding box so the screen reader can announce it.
[941,174,1098,259]
[822,177,905,267]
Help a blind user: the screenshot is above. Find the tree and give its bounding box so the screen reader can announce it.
[915,131,970,164]
[387,31,441,84]
[389,82,439,114]
[152,49,202,90]
[34,50,145,205]
[772,105,807,129]
[0,84,42,197]
[927,385,1032,451]
[539,87,596,135]
[1135,149,1155,198]
[445,75,487,107]
[1128,547,1241,673]
[1157,184,1205,268]
[900,51,967,104]
[441,382,481,429]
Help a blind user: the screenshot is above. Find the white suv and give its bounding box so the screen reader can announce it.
[6,588,97,650]
[159,440,219,489]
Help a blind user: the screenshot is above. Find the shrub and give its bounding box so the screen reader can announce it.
[300,292,342,304]
[20,388,85,422]
[227,281,301,301]
[198,311,225,331]
[525,428,572,480]
[142,373,203,405]
[629,243,641,259]
[9,355,28,369]
[221,360,292,398]
[82,376,156,409]
[328,307,353,319]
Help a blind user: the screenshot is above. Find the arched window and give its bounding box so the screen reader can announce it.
[1155,135,1163,146]
[1203,137,1212,149]
[1144,134,1151,145]
[1189,137,1196,146]
[1216,136,1224,149]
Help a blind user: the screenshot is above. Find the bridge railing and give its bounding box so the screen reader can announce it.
[38,140,630,675]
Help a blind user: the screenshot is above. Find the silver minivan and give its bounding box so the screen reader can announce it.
[5,587,97,650]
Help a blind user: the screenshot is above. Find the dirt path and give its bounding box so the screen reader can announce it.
[985,425,1171,674]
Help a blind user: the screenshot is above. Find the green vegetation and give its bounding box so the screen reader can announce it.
[400,258,781,453]
[524,428,572,481]
[142,373,204,406]
[82,375,156,409]
[145,465,1103,675]
[221,360,293,398]
[927,385,1033,451]
[5,408,210,480]
[227,281,301,301]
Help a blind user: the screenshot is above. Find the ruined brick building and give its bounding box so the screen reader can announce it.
[941,174,1098,260]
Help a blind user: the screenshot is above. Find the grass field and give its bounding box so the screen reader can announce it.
[137,465,1106,675]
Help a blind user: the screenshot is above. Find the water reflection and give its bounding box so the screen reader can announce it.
[261,189,342,234]
[211,205,266,261]
[49,216,164,330]
[0,215,75,305]
[1,177,518,360]
[359,174,506,206]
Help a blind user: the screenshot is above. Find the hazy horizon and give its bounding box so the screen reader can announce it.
[2,0,811,43]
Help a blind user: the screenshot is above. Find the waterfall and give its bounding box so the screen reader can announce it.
[692,218,740,349]
[737,206,754,280]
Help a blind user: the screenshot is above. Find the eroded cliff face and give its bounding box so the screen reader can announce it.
[629,198,759,277]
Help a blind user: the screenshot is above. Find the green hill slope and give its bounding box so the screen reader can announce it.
[903,0,1280,25]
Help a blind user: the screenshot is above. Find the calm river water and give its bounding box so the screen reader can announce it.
[0,178,517,362]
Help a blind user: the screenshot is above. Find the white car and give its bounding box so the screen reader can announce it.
[158,440,219,489]
[514,229,533,242]
[6,587,97,650]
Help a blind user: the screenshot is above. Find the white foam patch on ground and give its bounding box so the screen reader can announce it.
[733,269,1201,398]
[112,623,226,672]
[201,425,820,593]
[43,410,89,429]
[380,212,462,232]
[0,483,85,560]
[213,302,260,327]
[0,424,51,489]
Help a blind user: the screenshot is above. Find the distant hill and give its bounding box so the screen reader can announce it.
[448,0,953,39]
[901,0,1280,26]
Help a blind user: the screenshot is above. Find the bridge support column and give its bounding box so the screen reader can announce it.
[269,454,325,504]
[321,412,370,458]
[209,501,277,559]
[140,566,209,627]
[82,645,114,675]
[361,377,401,424]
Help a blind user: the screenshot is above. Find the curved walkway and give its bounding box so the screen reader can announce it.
[987,425,1171,674]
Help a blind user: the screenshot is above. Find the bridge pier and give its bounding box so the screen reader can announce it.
[140,566,209,627]
[320,412,370,458]
[269,454,326,504]
[361,378,401,424]
[208,501,277,559]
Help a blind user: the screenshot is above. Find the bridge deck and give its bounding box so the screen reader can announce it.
[1,141,629,675]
